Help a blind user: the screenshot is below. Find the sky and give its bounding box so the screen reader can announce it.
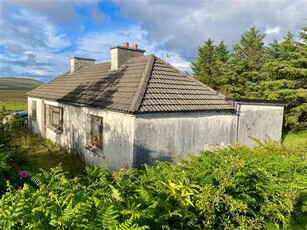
[0,0,306,82]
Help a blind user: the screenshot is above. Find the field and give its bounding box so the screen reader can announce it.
[0,77,42,113]
[0,77,43,90]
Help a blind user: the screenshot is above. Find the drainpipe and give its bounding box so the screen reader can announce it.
[235,102,241,143]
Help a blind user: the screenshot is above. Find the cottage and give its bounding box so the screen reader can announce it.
[27,43,285,169]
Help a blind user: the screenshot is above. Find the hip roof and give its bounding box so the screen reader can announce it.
[27,55,234,113]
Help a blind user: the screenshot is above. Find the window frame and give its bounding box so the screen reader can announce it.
[47,105,63,132]
[32,101,37,120]
[87,115,103,150]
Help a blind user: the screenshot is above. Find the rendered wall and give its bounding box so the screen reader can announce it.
[28,97,135,170]
[28,97,44,134]
[28,97,285,170]
[236,103,284,147]
[133,112,236,167]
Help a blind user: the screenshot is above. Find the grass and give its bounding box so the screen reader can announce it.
[22,135,86,177]
[0,89,28,112]
[0,77,42,90]
[0,77,43,113]
[282,129,307,149]
[0,97,27,112]
[27,148,86,178]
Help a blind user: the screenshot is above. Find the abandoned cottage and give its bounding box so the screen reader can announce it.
[27,43,285,169]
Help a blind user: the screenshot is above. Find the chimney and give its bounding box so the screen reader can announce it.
[110,42,145,70]
[70,57,95,74]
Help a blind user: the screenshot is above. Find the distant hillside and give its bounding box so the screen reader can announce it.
[0,77,43,90]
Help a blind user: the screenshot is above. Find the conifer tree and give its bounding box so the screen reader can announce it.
[216,40,229,62]
[192,39,229,90]
[262,28,307,128]
[223,27,266,98]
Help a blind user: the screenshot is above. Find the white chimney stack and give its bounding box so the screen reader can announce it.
[110,42,145,70]
[70,57,95,74]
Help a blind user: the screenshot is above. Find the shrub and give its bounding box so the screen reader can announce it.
[0,141,306,229]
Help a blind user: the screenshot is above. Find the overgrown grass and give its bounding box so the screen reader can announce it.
[282,129,307,149]
[1,120,86,179]
[26,138,86,178]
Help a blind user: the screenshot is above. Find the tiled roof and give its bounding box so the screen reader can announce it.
[27,55,234,113]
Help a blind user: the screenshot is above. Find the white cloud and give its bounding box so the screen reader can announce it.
[0,0,305,81]
[116,0,306,56]
[265,26,281,35]
[75,26,153,61]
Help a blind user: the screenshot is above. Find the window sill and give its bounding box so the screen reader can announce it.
[85,145,104,157]
[46,125,63,134]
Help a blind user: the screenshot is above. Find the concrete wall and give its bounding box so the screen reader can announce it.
[28,97,44,134]
[28,97,285,170]
[28,97,135,170]
[133,112,236,167]
[236,103,284,147]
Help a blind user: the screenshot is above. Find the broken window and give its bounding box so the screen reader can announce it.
[47,105,63,131]
[32,101,37,120]
[88,115,103,150]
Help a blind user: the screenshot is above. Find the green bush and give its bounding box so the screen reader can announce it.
[1,141,306,229]
[0,119,31,196]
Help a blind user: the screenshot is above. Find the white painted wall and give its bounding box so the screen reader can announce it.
[28,97,135,170]
[237,104,284,146]
[28,97,285,169]
[133,112,236,167]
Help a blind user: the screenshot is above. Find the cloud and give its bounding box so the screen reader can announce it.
[0,0,305,82]
[265,26,281,35]
[75,25,154,61]
[0,6,72,52]
[6,0,78,23]
[115,0,306,57]
[0,65,18,77]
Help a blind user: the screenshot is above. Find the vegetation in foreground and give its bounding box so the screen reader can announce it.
[0,117,306,229]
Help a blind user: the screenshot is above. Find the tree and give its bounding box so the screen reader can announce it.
[192,39,229,90]
[262,29,307,128]
[215,40,229,63]
[223,27,266,98]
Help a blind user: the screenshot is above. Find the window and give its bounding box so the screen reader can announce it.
[88,115,103,150]
[47,105,63,131]
[32,101,37,120]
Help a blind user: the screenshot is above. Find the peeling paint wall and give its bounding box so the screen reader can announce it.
[28,97,285,170]
[28,97,135,170]
[133,112,236,167]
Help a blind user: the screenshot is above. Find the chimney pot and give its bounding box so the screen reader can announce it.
[123,42,129,47]
[132,44,138,49]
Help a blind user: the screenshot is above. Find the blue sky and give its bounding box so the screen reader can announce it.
[0,0,306,82]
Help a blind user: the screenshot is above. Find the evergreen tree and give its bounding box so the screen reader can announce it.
[262,29,307,128]
[223,27,266,98]
[266,38,281,60]
[191,39,229,90]
[192,39,217,88]
[216,40,229,62]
